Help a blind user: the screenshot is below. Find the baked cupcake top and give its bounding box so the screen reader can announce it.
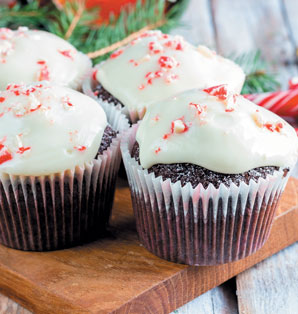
[0,27,91,90]
[136,85,298,173]
[0,82,107,176]
[96,30,245,114]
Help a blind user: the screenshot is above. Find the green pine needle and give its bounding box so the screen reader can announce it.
[0,0,188,64]
[233,51,280,94]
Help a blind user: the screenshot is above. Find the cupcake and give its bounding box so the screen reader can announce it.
[121,85,298,265]
[0,27,91,90]
[0,82,128,251]
[83,30,245,122]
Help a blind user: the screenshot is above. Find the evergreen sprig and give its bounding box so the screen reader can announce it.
[0,0,188,64]
[233,51,280,94]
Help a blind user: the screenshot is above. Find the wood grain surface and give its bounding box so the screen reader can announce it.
[1,0,298,313]
[0,177,296,314]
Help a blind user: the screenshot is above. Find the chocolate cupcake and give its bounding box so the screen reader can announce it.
[83,30,245,123]
[0,27,91,90]
[121,85,298,265]
[0,82,129,251]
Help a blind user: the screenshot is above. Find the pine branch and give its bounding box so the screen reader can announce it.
[0,0,188,64]
[233,51,280,94]
[0,2,50,28]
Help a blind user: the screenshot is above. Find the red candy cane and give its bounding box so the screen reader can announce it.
[245,78,298,134]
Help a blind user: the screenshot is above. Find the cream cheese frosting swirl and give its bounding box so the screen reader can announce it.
[0,82,107,176]
[0,27,91,90]
[96,30,245,114]
[136,85,298,173]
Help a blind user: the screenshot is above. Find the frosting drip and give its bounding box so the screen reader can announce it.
[136,85,298,173]
[0,82,107,176]
[0,27,91,90]
[96,30,245,114]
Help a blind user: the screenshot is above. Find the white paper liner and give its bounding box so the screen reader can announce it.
[121,124,291,265]
[82,64,145,123]
[0,105,129,251]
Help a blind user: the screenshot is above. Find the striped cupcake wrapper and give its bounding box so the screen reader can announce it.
[0,102,129,251]
[121,124,291,266]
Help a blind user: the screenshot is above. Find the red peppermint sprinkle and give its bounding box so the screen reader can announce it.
[264,123,274,132]
[0,150,12,165]
[74,145,86,151]
[189,102,206,115]
[148,41,162,54]
[30,104,42,112]
[264,122,284,132]
[176,42,183,51]
[158,56,178,69]
[37,60,46,65]
[163,117,189,139]
[164,41,172,48]
[275,122,284,132]
[17,146,31,154]
[58,49,73,59]
[38,65,50,81]
[163,121,175,139]
[110,49,123,59]
[203,85,228,101]
[153,115,160,122]
[92,69,98,81]
[155,70,163,78]
[225,108,234,112]
[24,87,36,96]
[0,144,12,165]
[0,97,5,103]
[155,147,161,154]
[138,84,145,90]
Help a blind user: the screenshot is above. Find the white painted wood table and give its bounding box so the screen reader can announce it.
[0,0,297,313]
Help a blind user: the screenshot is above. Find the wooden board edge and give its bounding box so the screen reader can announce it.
[0,266,89,314]
[112,206,298,314]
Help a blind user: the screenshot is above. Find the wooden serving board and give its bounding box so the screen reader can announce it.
[0,177,297,314]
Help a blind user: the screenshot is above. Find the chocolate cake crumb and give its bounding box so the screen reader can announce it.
[98,125,118,155]
[132,142,282,189]
[94,83,124,108]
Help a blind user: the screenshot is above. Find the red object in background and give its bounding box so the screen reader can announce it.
[87,0,138,22]
[53,0,138,23]
[245,78,298,118]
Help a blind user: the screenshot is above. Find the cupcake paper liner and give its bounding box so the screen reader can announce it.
[82,64,144,123]
[0,105,129,251]
[121,124,291,266]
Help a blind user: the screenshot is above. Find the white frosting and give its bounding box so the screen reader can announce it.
[0,82,107,176]
[0,27,92,90]
[96,30,245,114]
[136,85,298,173]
